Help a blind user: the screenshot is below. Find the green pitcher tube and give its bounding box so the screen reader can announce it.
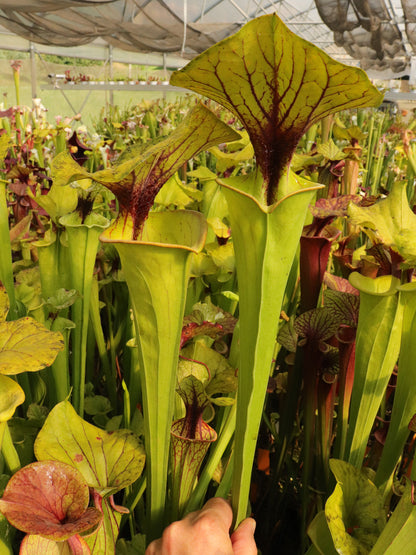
[219,169,322,525]
[100,210,207,541]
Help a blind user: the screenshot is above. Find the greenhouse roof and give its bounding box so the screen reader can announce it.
[0,1,414,78]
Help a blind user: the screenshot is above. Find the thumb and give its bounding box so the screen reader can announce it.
[230,518,257,554]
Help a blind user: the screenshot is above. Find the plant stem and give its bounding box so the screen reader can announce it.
[89,276,117,409]
[0,181,20,320]
[1,422,20,473]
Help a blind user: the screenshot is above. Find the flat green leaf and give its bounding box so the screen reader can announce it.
[325,460,385,554]
[0,317,64,376]
[171,13,382,204]
[34,401,145,496]
[0,461,102,541]
[348,182,416,266]
[84,395,112,416]
[0,374,25,422]
[44,288,79,313]
[333,124,367,143]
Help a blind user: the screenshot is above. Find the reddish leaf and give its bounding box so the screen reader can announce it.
[0,461,102,541]
[180,321,224,349]
[310,195,362,218]
[323,272,359,295]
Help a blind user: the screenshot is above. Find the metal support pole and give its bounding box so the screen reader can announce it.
[29,42,37,98]
[108,44,114,105]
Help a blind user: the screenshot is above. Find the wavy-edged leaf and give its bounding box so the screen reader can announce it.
[171,13,382,204]
[348,182,416,266]
[34,401,145,496]
[0,374,25,422]
[0,461,102,541]
[326,459,385,554]
[52,103,239,237]
[0,317,64,376]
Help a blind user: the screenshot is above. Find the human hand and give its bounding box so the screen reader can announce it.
[145,497,257,555]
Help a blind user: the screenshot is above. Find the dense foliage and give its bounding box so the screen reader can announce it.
[2,14,416,555]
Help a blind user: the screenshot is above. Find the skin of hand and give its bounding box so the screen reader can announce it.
[145,497,257,555]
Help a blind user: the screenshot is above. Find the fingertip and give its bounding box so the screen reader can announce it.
[235,517,256,536]
[231,517,257,554]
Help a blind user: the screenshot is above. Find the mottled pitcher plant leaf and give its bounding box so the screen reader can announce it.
[171,13,383,205]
